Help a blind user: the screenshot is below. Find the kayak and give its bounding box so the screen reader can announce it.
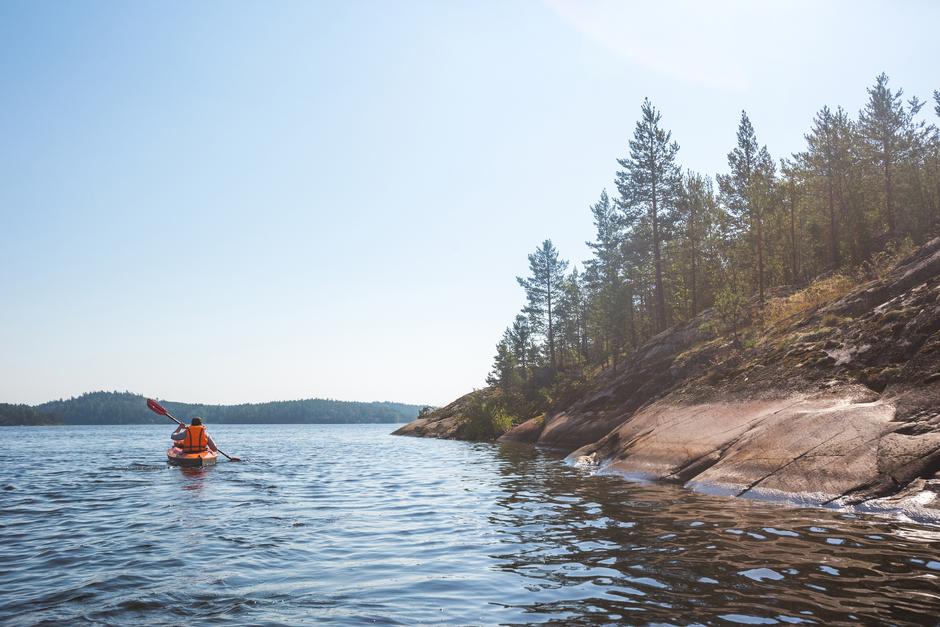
[166,446,218,467]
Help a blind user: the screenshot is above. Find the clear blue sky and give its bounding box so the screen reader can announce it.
[1,1,938,406]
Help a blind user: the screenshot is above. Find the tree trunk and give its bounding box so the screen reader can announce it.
[547,275,555,369]
[885,148,895,238]
[626,283,637,348]
[756,212,765,304]
[689,202,698,318]
[827,174,839,268]
[789,180,798,283]
[651,185,667,332]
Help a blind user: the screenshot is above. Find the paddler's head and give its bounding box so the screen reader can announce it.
[190,417,203,426]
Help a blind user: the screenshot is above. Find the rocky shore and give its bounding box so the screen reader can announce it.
[396,239,940,520]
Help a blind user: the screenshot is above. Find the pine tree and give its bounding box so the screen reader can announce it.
[486,338,517,391]
[676,172,720,317]
[616,99,682,332]
[859,73,908,239]
[517,240,569,369]
[556,269,588,367]
[779,158,804,283]
[505,314,534,375]
[930,92,940,218]
[718,111,776,304]
[801,106,855,268]
[584,190,625,363]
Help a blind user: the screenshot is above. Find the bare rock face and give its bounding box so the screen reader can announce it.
[396,238,940,519]
[498,416,542,444]
[558,385,940,518]
[569,386,889,497]
[392,391,480,439]
[829,237,940,319]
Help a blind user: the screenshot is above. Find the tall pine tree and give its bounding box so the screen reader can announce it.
[859,73,908,239]
[616,99,682,331]
[584,190,625,363]
[801,106,853,268]
[718,111,776,304]
[517,240,569,369]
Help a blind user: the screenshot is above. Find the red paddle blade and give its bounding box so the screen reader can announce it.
[146,398,168,416]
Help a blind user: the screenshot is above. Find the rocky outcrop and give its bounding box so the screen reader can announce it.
[569,386,940,504]
[392,390,490,439]
[397,238,940,520]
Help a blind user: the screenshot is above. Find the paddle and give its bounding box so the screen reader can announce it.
[146,398,241,462]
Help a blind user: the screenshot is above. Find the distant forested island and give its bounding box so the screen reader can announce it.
[2,391,427,426]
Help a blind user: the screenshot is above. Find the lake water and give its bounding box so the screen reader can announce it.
[1,424,939,626]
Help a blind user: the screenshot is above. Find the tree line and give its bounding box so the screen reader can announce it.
[486,74,940,425]
[30,391,423,425]
[0,403,59,426]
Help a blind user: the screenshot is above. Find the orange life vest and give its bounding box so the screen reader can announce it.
[180,425,208,453]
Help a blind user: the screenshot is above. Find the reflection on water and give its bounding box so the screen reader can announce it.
[488,443,940,625]
[177,467,210,493]
[1,424,939,625]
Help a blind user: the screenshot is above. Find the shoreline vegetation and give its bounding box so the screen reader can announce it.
[1,391,426,426]
[395,75,940,520]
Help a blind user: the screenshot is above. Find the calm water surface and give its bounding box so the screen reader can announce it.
[1,424,939,626]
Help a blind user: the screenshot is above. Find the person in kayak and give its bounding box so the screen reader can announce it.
[171,417,218,453]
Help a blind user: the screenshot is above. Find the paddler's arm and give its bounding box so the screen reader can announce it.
[171,428,186,442]
[207,434,218,452]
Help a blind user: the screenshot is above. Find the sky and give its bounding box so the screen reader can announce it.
[1,0,938,406]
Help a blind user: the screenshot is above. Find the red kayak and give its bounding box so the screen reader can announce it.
[166,446,218,467]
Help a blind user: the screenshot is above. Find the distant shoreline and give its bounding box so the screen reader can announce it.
[1,391,428,427]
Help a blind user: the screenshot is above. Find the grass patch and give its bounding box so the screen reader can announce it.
[764,274,857,327]
[859,237,915,281]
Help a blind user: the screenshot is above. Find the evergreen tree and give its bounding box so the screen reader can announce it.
[676,172,720,317]
[718,111,776,304]
[486,337,517,393]
[801,106,854,268]
[859,73,909,239]
[556,268,588,366]
[517,240,569,369]
[506,314,535,375]
[901,96,940,230]
[584,190,626,363]
[616,99,682,332]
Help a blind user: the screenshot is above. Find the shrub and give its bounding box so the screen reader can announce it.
[460,395,514,440]
[714,285,749,343]
[416,405,435,419]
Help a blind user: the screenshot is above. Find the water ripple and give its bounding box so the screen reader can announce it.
[1,424,939,625]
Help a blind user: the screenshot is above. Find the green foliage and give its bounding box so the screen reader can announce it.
[517,240,569,369]
[484,73,940,425]
[35,391,424,425]
[616,98,682,331]
[714,285,749,343]
[717,111,777,304]
[459,395,514,441]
